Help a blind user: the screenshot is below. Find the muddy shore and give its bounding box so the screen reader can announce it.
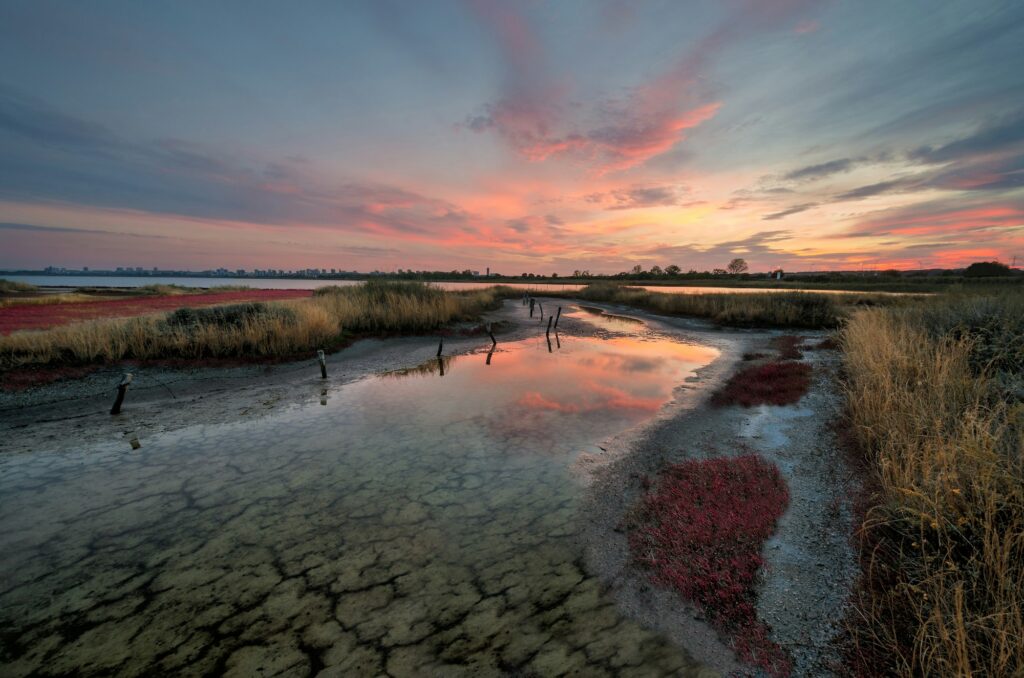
[0,299,857,676]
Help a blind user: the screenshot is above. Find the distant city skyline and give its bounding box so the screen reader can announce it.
[2,1,1023,272]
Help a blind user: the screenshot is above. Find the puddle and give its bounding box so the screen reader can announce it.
[0,329,719,676]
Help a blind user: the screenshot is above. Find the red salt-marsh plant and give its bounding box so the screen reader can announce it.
[0,289,312,334]
[712,361,812,407]
[630,454,792,676]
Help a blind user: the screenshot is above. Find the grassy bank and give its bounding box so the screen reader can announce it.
[0,279,37,295]
[561,282,883,328]
[841,291,1023,675]
[0,281,504,369]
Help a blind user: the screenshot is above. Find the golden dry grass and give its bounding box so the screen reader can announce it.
[0,281,505,368]
[566,282,896,328]
[0,293,101,308]
[842,294,1023,676]
[0,278,38,295]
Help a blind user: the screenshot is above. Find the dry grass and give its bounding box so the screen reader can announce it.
[0,279,37,295]
[0,281,505,369]
[0,293,101,308]
[841,292,1024,676]
[565,282,893,328]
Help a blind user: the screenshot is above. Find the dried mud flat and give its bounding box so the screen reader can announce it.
[0,300,857,676]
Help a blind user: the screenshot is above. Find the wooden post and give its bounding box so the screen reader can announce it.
[437,356,445,377]
[317,350,327,379]
[486,350,494,365]
[554,306,562,328]
[110,373,133,415]
[486,322,497,347]
[537,301,544,319]
[529,298,535,317]
[547,336,553,353]
[437,337,444,357]
[546,316,553,337]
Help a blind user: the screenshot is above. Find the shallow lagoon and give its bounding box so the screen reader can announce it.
[0,313,718,676]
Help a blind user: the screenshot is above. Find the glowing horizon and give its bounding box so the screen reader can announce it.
[2,1,1022,274]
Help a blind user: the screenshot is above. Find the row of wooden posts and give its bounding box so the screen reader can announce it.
[111,298,562,414]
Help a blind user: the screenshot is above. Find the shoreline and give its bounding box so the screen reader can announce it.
[0,299,856,675]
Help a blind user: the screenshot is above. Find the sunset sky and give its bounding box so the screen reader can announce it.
[2,1,1023,274]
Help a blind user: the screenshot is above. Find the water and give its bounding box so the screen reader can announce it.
[2,274,888,295]
[0,313,719,676]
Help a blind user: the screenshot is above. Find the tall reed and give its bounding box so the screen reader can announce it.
[842,293,1023,675]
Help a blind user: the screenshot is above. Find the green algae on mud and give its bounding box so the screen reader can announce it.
[0,316,720,676]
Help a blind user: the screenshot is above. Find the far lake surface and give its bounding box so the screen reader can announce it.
[3,274,882,295]
[0,308,719,676]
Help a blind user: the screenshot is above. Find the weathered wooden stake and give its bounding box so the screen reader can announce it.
[437,356,445,377]
[486,322,497,347]
[537,301,544,319]
[546,316,553,336]
[110,373,133,415]
[547,336,553,353]
[555,332,561,349]
[437,337,444,357]
[554,306,562,328]
[486,350,494,365]
[529,298,535,317]
[317,350,327,379]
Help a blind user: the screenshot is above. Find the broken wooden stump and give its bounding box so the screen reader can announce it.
[110,373,133,415]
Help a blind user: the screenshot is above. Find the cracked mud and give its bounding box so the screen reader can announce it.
[1,316,720,677]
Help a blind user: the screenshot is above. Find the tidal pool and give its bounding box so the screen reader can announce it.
[0,314,719,677]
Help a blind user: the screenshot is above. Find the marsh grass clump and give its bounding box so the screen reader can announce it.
[842,292,1024,676]
[166,302,294,330]
[629,454,793,676]
[0,279,38,295]
[712,361,813,407]
[0,281,506,370]
[570,283,847,328]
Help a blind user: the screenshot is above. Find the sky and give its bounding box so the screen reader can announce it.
[1,0,1023,274]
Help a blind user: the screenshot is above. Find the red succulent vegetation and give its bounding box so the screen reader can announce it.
[629,454,792,676]
[712,361,812,407]
[0,289,311,334]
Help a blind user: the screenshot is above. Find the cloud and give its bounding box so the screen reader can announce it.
[638,230,794,267]
[839,198,1024,239]
[0,87,479,242]
[0,221,166,239]
[909,110,1024,165]
[835,179,917,201]
[782,158,857,181]
[762,203,818,220]
[460,0,818,173]
[585,184,689,210]
[465,99,721,174]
